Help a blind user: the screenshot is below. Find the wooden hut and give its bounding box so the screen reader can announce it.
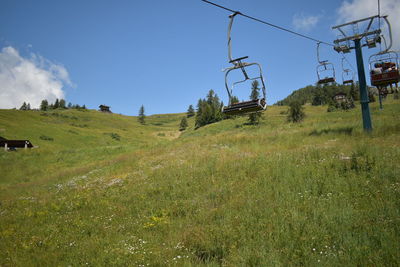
[332,92,347,103]
[99,105,111,113]
[0,137,33,151]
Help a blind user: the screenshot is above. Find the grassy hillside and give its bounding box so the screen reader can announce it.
[0,109,188,187]
[1,99,399,266]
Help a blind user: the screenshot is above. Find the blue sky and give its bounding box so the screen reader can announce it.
[0,0,399,115]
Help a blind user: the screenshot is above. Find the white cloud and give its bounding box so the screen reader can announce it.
[0,46,72,109]
[337,0,400,50]
[292,13,321,31]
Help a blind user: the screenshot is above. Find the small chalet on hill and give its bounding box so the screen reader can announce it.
[332,92,347,103]
[0,136,34,151]
[99,105,111,113]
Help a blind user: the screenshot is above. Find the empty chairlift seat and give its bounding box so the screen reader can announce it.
[222,98,266,116]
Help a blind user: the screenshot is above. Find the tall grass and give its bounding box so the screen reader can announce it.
[1,99,399,265]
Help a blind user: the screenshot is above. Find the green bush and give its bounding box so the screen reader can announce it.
[104,132,121,141]
[287,101,305,123]
[39,135,54,141]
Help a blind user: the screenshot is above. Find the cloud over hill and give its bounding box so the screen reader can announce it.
[0,46,72,109]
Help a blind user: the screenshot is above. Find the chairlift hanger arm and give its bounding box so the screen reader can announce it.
[317,42,325,64]
[365,17,375,34]
[227,12,243,63]
[378,16,393,53]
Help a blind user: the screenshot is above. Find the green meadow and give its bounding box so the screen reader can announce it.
[1,99,399,266]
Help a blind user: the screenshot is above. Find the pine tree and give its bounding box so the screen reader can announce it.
[54,99,60,109]
[187,105,195,118]
[40,100,49,111]
[195,99,204,129]
[194,90,224,128]
[206,89,223,123]
[312,87,324,105]
[67,102,72,109]
[59,99,66,109]
[287,101,305,123]
[248,80,262,125]
[179,117,188,131]
[26,103,31,110]
[20,102,27,110]
[138,105,145,124]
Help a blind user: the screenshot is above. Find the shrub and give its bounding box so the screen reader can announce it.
[39,135,54,141]
[104,132,121,141]
[110,133,121,141]
[287,101,305,123]
[179,117,188,131]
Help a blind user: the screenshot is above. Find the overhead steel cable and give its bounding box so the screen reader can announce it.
[201,0,334,47]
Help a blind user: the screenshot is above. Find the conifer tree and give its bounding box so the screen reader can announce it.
[54,99,60,109]
[26,103,31,110]
[287,101,305,123]
[187,105,195,118]
[195,90,224,128]
[138,105,145,124]
[20,102,27,110]
[206,89,223,123]
[179,117,188,131]
[59,99,66,109]
[40,100,49,111]
[195,99,204,129]
[248,80,262,125]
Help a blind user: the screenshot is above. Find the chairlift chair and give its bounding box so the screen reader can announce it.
[317,62,336,84]
[369,51,400,88]
[342,70,354,85]
[341,58,355,85]
[222,12,267,116]
[368,18,399,89]
[366,35,381,48]
[316,43,336,85]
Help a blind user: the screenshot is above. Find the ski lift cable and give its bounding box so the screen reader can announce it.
[202,0,356,81]
[201,0,334,47]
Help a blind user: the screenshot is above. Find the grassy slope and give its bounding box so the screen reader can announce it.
[0,100,399,266]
